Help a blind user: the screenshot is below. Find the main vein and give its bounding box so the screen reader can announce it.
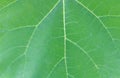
[63,0,69,78]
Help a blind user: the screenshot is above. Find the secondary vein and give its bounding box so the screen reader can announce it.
[22,0,60,77]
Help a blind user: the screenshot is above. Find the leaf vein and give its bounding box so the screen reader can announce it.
[21,0,61,77]
[46,57,64,78]
[66,38,99,69]
[0,0,18,12]
[63,0,69,78]
[75,0,115,44]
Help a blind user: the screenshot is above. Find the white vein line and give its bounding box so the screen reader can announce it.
[113,38,120,41]
[47,57,64,78]
[0,46,26,56]
[0,55,25,77]
[68,73,75,78]
[92,1,102,12]
[75,0,114,43]
[22,0,61,77]
[63,0,69,78]
[66,21,79,25]
[0,46,26,77]
[0,0,18,11]
[0,25,36,32]
[66,38,99,69]
[8,25,36,31]
[107,27,120,29]
[0,49,25,76]
[98,15,120,18]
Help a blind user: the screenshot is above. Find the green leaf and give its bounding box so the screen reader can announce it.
[0,0,120,78]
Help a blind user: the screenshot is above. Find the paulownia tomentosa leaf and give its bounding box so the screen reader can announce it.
[0,0,120,78]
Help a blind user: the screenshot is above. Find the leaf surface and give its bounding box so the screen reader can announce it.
[0,0,120,78]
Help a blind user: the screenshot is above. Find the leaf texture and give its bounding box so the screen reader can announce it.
[0,0,120,78]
